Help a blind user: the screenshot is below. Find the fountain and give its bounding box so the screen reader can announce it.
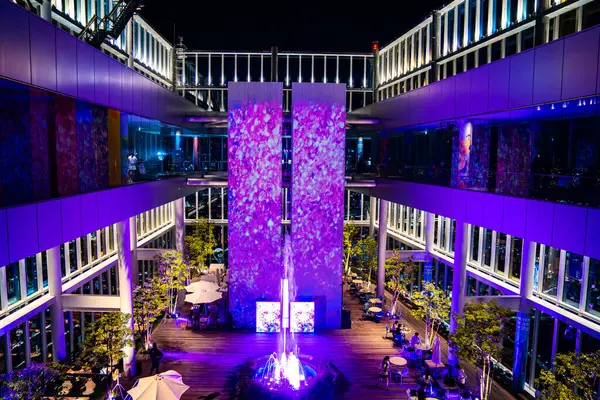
[237,235,343,399]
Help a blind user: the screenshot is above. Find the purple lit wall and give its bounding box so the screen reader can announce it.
[228,82,283,329]
[291,83,346,329]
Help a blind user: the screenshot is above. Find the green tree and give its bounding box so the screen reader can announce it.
[536,351,600,400]
[450,301,512,400]
[385,252,416,316]
[81,312,134,380]
[0,362,65,400]
[155,250,188,314]
[343,224,360,274]
[411,282,450,346]
[134,278,168,349]
[355,236,378,288]
[184,219,217,278]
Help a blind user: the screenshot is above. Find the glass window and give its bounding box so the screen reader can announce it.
[409,208,415,236]
[509,237,523,281]
[433,215,439,245]
[45,307,53,362]
[5,262,21,305]
[198,189,209,219]
[534,311,554,381]
[69,240,77,274]
[470,226,480,263]
[29,314,43,363]
[557,321,576,354]
[25,256,39,296]
[108,225,115,252]
[362,195,371,222]
[60,244,67,277]
[416,211,423,238]
[99,229,106,258]
[0,335,6,374]
[185,193,197,219]
[90,233,98,262]
[483,229,493,267]
[563,252,583,307]
[586,258,600,317]
[533,244,541,292]
[41,252,48,288]
[80,236,88,266]
[542,245,561,298]
[440,217,448,249]
[348,191,361,221]
[10,323,26,370]
[450,219,456,253]
[495,233,507,274]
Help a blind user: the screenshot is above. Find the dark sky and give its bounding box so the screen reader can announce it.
[140,1,447,52]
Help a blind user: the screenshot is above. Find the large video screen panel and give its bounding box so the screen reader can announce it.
[228,82,284,328]
[291,83,346,329]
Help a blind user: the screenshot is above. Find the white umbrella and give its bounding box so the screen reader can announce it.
[127,370,189,400]
[432,336,442,365]
[184,290,222,304]
[185,280,219,293]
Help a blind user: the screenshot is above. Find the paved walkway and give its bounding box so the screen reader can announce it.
[121,285,517,399]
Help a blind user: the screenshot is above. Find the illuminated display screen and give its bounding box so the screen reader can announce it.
[256,302,281,333]
[290,302,315,333]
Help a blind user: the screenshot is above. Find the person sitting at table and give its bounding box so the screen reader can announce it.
[409,332,421,348]
[390,321,400,333]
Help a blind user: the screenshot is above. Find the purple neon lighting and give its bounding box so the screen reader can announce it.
[227,82,283,329]
[291,83,346,329]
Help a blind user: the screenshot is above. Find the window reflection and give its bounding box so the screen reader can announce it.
[10,323,26,370]
[509,237,523,282]
[6,262,21,305]
[470,226,480,263]
[542,245,561,298]
[483,229,493,268]
[495,233,507,274]
[29,314,43,363]
[586,258,600,317]
[563,252,583,307]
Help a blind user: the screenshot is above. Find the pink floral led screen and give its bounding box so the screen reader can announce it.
[228,82,283,329]
[291,83,346,329]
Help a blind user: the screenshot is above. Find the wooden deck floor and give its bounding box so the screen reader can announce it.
[123,287,517,400]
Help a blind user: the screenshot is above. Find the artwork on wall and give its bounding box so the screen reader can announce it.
[290,302,315,333]
[256,302,282,333]
[291,83,346,329]
[228,82,284,329]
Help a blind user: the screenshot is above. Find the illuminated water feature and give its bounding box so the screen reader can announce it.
[253,235,314,393]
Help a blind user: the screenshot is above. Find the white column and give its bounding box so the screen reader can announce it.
[369,196,377,238]
[376,200,388,298]
[126,19,134,68]
[449,220,468,365]
[41,0,52,22]
[47,246,67,361]
[174,198,185,253]
[117,220,136,376]
[130,216,138,285]
[424,212,435,282]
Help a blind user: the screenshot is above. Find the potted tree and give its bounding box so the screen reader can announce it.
[134,277,168,349]
[450,301,512,400]
[184,218,217,278]
[536,350,600,400]
[155,250,188,316]
[411,282,450,346]
[355,236,378,289]
[81,312,134,391]
[385,252,416,316]
[343,224,360,275]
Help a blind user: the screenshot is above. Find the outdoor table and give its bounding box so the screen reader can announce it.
[368,306,382,314]
[350,272,358,278]
[352,279,363,284]
[369,298,382,304]
[401,327,411,334]
[415,343,431,351]
[425,360,445,378]
[359,288,374,294]
[389,356,407,367]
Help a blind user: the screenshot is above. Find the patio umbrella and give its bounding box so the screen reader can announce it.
[185,280,219,293]
[127,370,189,400]
[432,336,442,365]
[184,290,222,304]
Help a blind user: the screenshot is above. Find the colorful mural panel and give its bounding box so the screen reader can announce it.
[291,83,346,329]
[227,82,283,329]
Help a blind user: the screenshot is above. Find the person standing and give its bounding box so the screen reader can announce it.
[148,342,163,375]
[457,365,467,391]
[376,356,391,390]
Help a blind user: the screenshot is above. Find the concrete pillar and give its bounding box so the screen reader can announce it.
[369,196,377,238]
[40,0,52,22]
[424,212,435,283]
[512,240,536,392]
[174,198,185,253]
[126,19,134,68]
[117,220,136,376]
[376,199,388,298]
[129,216,139,285]
[449,220,468,366]
[47,246,67,361]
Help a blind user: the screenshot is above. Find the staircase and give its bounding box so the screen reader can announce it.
[79,0,143,49]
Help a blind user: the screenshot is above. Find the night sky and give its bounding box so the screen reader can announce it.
[140,1,447,52]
